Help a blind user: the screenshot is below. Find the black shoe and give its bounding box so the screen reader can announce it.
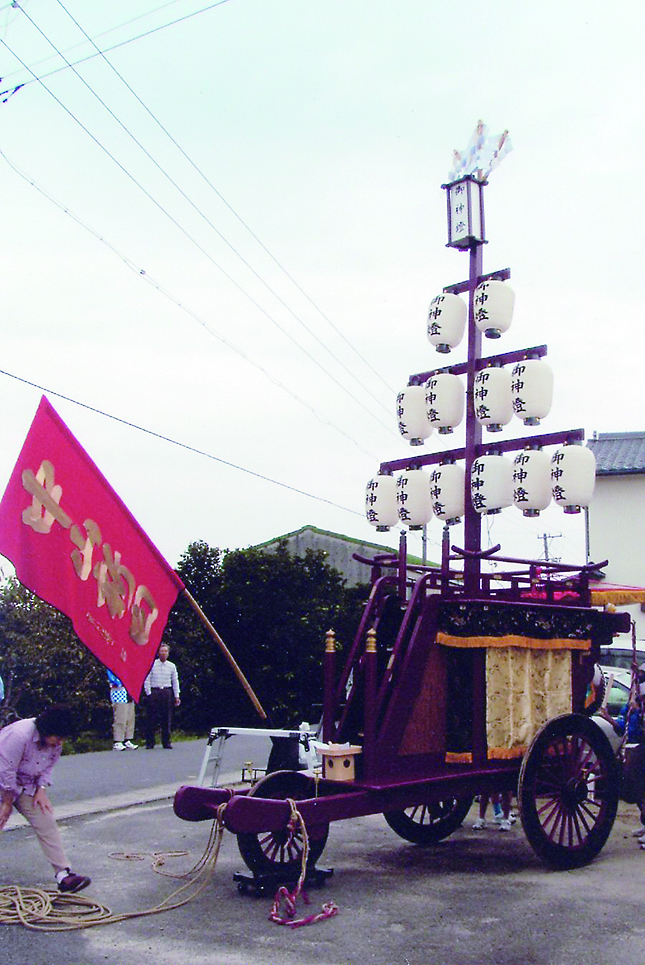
[146,744,155,750]
[58,872,91,894]
[163,744,173,749]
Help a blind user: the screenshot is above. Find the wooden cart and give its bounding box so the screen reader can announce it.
[175,545,629,873]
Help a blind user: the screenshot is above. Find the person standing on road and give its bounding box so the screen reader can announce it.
[0,704,91,894]
[107,670,138,751]
[143,644,180,750]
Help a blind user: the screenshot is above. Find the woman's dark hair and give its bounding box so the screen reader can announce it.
[35,704,78,739]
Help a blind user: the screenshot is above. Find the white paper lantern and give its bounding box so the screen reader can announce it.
[365,474,398,531]
[471,455,514,515]
[512,449,552,516]
[425,373,465,434]
[473,367,513,432]
[396,385,433,446]
[429,463,465,524]
[511,359,554,426]
[396,469,433,529]
[551,446,596,514]
[474,280,515,338]
[427,293,467,354]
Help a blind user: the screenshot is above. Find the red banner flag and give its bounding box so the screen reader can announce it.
[0,397,184,700]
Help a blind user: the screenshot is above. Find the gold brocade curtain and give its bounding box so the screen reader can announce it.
[486,646,572,759]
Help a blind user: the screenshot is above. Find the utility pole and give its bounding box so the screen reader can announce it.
[539,533,562,563]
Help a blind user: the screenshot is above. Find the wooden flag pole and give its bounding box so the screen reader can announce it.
[182,588,268,722]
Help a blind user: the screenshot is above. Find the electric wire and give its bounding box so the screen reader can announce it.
[0,0,235,89]
[52,0,395,418]
[3,16,395,440]
[0,366,365,519]
[0,0,396,404]
[0,147,382,463]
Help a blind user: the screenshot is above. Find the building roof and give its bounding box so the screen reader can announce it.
[252,524,426,566]
[587,432,645,476]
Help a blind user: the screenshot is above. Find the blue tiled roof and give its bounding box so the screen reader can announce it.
[587,432,645,475]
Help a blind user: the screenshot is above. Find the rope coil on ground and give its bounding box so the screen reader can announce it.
[0,803,228,931]
[268,798,338,929]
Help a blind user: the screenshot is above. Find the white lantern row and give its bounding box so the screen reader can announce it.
[425,373,464,434]
[396,386,433,446]
[427,293,466,354]
[474,280,515,338]
[512,448,552,516]
[430,463,465,524]
[551,445,596,514]
[365,445,595,529]
[396,469,433,529]
[511,359,553,426]
[473,366,513,432]
[365,473,398,531]
[398,358,553,446]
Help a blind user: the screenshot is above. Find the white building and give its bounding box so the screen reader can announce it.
[586,431,645,648]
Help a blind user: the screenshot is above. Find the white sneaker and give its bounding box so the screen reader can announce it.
[631,827,645,838]
[113,742,125,751]
[498,818,513,832]
[471,818,486,830]
[124,741,138,750]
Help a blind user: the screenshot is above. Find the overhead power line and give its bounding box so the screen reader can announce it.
[0,148,382,463]
[2,14,394,439]
[0,367,364,519]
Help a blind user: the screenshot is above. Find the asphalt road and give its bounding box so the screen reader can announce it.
[1,740,644,965]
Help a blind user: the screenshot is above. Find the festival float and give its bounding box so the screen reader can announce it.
[174,124,637,884]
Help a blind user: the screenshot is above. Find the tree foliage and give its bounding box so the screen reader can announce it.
[0,541,368,737]
[0,578,110,734]
[165,540,367,731]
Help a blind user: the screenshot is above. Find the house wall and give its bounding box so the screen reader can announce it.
[587,474,645,644]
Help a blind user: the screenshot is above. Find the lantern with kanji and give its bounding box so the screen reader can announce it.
[473,366,513,432]
[430,463,465,524]
[551,445,596,514]
[471,455,514,515]
[426,293,467,354]
[425,372,465,434]
[512,448,552,516]
[511,358,554,426]
[444,176,485,250]
[396,468,433,530]
[365,473,398,531]
[474,280,515,339]
[396,385,433,446]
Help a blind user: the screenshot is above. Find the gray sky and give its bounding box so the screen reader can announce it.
[0,0,643,575]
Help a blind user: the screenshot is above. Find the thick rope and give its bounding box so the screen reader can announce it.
[268,798,338,929]
[0,803,228,931]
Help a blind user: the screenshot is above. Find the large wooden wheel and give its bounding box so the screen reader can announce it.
[236,770,329,876]
[384,796,474,845]
[518,714,619,869]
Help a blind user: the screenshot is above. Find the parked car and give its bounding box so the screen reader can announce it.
[599,643,645,671]
[598,667,632,716]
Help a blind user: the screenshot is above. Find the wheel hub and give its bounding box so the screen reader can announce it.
[561,777,588,809]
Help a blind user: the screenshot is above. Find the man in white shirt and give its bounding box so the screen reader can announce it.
[143,644,181,749]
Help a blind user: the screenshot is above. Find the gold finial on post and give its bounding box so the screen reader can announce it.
[365,627,377,653]
[325,629,337,653]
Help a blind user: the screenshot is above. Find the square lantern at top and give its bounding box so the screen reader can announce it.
[443,176,486,250]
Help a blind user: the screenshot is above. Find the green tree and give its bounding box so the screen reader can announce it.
[0,579,110,735]
[165,540,367,732]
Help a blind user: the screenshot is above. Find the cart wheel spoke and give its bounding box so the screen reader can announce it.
[237,770,329,876]
[519,714,619,869]
[384,796,474,846]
